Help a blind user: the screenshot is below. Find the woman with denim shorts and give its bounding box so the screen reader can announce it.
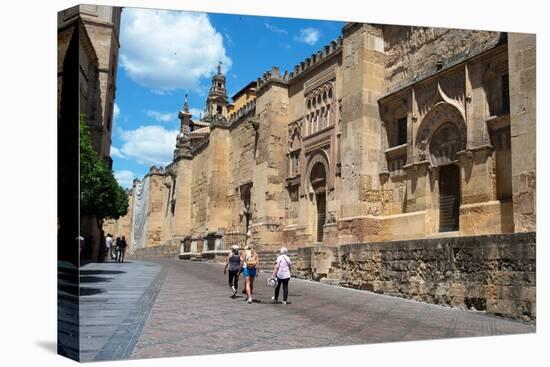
[240,243,260,304]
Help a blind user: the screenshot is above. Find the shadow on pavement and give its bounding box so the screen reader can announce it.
[59,284,105,296]
[80,269,125,275]
[80,260,134,266]
[80,275,112,283]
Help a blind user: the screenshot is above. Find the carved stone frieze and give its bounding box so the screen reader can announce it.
[415,102,466,163]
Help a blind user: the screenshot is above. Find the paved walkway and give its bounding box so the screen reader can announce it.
[129,259,535,360]
[77,260,164,362]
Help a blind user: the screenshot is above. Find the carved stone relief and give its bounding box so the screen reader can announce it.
[288,119,303,178]
[429,122,464,166]
[415,102,466,164]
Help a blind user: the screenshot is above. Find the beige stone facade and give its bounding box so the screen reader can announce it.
[110,23,535,255]
[104,22,536,319]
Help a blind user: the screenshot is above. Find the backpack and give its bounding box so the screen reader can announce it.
[246,252,257,268]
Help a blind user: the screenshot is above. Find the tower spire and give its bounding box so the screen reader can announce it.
[183,93,189,113]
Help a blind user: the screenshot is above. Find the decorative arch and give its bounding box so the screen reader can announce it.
[288,123,302,151]
[304,150,331,194]
[415,102,466,164]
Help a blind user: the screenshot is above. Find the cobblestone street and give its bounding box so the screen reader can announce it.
[78,259,535,361]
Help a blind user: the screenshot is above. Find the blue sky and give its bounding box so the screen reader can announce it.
[111,7,344,188]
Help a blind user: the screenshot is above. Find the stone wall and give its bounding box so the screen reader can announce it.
[229,117,256,232]
[133,242,179,260]
[339,23,386,220]
[508,33,536,232]
[383,26,502,93]
[190,143,211,233]
[146,171,166,246]
[251,82,289,249]
[315,232,535,321]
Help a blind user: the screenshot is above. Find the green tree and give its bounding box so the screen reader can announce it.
[80,114,128,229]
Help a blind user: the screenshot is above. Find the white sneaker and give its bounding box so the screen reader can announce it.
[247,298,252,304]
[231,285,236,292]
[282,301,287,305]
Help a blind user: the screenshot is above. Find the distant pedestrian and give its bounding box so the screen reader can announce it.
[117,236,127,263]
[224,245,241,297]
[115,236,121,259]
[105,234,114,261]
[271,247,292,304]
[239,241,260,304]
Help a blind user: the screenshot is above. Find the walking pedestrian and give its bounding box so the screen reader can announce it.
[239,242,260,304]
[242,231,253,294]
[224,245,241,297]
[117,236,127,263]
[114,236,121,261]
[105,233,114,261]
[271,247,292,304]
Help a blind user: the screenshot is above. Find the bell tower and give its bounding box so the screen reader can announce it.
[204,61,229,120]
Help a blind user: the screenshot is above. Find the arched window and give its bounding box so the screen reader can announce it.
[305,84,334,136]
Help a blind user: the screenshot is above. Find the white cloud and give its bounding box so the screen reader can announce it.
[224,32,233,46]
[146,110,177,123]
[265,22,288,35]
[113,103,120,120]
[295,27,321,45]
[110,145,125,159]
[118,125,178,166]
[120,9,232,92]
[114,170,136,189]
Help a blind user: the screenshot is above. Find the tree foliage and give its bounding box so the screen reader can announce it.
[80,114,128,226]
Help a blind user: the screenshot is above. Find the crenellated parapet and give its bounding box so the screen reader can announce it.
[229,99,256,125]
[147,165,165,176]
[288,36,343,80]
[255,37,343,94]
[256,66,288,93]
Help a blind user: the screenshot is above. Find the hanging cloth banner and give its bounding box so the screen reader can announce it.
[129,176,150,254]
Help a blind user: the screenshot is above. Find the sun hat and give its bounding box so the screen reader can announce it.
[280,247,288,255]
[231,245,239,250]
[267,277,278,288]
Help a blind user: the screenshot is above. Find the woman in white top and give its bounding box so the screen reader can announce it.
[271,247,292,304]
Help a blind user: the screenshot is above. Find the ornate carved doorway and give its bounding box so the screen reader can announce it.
[310,162,327,242]
[438,164,460,232]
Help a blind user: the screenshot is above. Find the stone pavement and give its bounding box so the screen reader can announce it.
[77,260,165,362]
[129,259,535,360]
